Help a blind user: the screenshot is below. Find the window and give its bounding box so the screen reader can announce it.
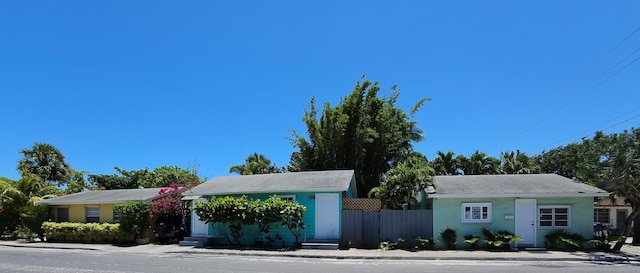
[279,195,296,203]
[539,206,570,228]
[85,207,100,223]
[113,209,122,223]
[594,208,610,224]
[461,203,492,223]
[56,207,69,222]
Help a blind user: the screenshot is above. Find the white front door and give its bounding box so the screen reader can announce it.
[515,199,537,247]
[192,198,209,237]
[315,193,340,239]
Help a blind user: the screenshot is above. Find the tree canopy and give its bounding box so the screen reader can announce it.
[533,127,640,250]
[369,154,435,209]
[289,77,429,197]
[18,142,71,186]
[89,166,201,190]
[229,153,282,175]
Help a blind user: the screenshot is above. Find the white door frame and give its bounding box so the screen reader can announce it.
[191,197,209,237]
[515,199,537,247]
[314,193,340,239]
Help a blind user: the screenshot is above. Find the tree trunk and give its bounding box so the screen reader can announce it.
[633,213,640,245]
[612,206,640,251]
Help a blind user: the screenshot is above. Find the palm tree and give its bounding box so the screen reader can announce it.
[465,151,501,175]
[18,143,71,186]
[500,150,539,174]
[0,172,59,237]
[432,151,458,175]
[229,153,282,175]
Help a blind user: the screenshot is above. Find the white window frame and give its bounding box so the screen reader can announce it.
[113,208,122,223]
[278,195,296,203]
[539,206,571,228]
[85,207,100,223]
[461,202,492,223]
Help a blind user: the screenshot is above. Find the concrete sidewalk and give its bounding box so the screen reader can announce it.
[1,240,640,262]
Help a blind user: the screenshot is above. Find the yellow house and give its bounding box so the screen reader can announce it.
[37,188,163,223]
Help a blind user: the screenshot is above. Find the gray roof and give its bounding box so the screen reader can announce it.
[36,188,163,205]
[429,174,609,198]
[186,170,355,196]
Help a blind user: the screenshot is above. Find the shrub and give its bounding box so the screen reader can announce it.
[194,195,307,245]
[115,200,152,239]
[545,229,585,250]
[42,222,133,243]
[482,228,522,250]
[440,227,458,249]
[463,234,480,249]
[414,237,436,250]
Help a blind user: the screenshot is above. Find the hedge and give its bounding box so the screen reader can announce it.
[42,222,134,243]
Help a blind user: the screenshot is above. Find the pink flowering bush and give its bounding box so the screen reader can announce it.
[150,182,189,218]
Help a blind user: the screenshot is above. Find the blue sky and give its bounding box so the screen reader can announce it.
[1,1,639,181]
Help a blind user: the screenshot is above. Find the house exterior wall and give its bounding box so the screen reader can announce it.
[432,196,595,248]
[51,204,115,223]
[205,191,343,246]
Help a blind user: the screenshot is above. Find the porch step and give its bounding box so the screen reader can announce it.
[301,242,339,250]
[179,236,210,248]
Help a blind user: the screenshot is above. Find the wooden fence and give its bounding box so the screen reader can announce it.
[341,209,433,248]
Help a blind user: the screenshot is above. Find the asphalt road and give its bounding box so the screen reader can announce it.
[1,246,639,273]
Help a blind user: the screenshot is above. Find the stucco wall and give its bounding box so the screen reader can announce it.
[205,192,342,246]
[432,196,595,248]
[53,204,115,223]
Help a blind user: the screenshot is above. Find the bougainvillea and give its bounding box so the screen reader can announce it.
[150,182,188,219]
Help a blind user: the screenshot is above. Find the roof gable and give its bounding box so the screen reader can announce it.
[186,170,356,196]
[429,174,608,198]
[36,188,163,205]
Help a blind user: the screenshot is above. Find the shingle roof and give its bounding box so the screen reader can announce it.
[36,188,163,205]
[429,174,608,198]
[186,170,355,196]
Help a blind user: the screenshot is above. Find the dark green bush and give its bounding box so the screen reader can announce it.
[544,229,585,249]
[115,200,152,239]
[414,237,436,250]
[482,228,522,250]
[463,234,480,249]
[440,227,458,249]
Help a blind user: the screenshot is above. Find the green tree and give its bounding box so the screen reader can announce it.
[590,129,640,251]
[369,155,435,209]
[88,167,143,190]
[89,166,200,190]
[499,150,540,174]
[229,153,282,175]
[432,151,459,175]
[141,166,201,188]
[289,77,428,197]
[469,151,500,175]
[63,170,95,194]
[17,143,71,186]
[0,171,60,238]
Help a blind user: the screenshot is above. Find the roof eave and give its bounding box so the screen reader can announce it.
[188,188,347,196]
[428,192,610,199]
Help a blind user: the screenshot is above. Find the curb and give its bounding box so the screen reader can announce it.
[2,242,639,262]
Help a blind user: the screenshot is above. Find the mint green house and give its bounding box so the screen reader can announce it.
[429,174,608,249]
[184,170,357,246]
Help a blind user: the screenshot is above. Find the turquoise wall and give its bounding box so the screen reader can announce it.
[205,192,343,246]
[432,196,595,249]
[536,197,594,248]
[432,198,514,249]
